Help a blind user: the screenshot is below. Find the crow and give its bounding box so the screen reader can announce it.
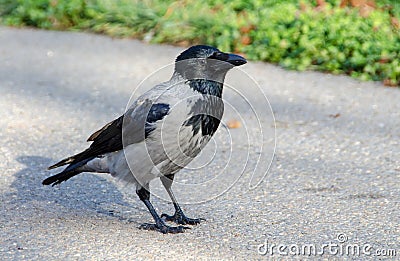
[42,45,247,233]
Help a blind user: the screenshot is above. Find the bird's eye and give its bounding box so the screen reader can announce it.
[210,52,228,61]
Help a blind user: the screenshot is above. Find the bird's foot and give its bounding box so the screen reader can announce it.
[161,211,205,225]
[139,222,190,234]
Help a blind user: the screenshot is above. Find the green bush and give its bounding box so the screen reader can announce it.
[0,0,87,28]
[0,0,399,86]
[245,2,399,84]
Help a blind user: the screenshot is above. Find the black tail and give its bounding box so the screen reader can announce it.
[48,157,75,170]
[42,168,82,186]
[43,156,95,186]
[48,151,87,170]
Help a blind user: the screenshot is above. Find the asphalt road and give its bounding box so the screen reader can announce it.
[1,26,399,260]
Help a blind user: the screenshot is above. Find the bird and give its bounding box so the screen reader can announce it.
[42,45,247,233]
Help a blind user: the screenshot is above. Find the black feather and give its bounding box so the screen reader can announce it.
[187,79,223,96]
[47,115,124,170]
[145,103,170,138]
[184,114,220,137]
[175,45,219,62]
[42,168,81,186]
[44,103,171,185]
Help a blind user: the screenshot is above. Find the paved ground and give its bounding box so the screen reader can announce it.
[0,26,399,260]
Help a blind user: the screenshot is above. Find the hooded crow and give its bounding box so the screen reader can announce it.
[43,45,247,233]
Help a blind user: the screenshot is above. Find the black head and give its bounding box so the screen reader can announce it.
[174,45,247,81]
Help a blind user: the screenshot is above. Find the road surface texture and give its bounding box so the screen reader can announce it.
[1,27,399,260]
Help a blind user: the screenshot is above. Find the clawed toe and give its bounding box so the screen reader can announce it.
[161,212,205,225]
[139,222,190,234]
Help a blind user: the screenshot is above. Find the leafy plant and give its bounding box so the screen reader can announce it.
[0,0,399,86]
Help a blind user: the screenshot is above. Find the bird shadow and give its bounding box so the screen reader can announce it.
[5,156,141,222]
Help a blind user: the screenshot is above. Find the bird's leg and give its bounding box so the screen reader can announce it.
[160,175,205,225]
[136,185,190,234]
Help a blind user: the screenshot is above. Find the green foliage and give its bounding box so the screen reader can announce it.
[0,0,399,86]
[245,2,399,84]
[0,0,87,28]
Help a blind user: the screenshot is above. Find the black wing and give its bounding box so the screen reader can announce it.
[48,115,123,170]
[48,101,170,170]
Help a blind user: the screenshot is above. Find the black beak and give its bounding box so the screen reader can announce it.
[227,53,247,66]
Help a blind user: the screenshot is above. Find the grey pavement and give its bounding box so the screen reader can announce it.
[0,26,399,260]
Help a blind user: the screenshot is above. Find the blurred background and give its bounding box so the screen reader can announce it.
[0,0,399,86]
